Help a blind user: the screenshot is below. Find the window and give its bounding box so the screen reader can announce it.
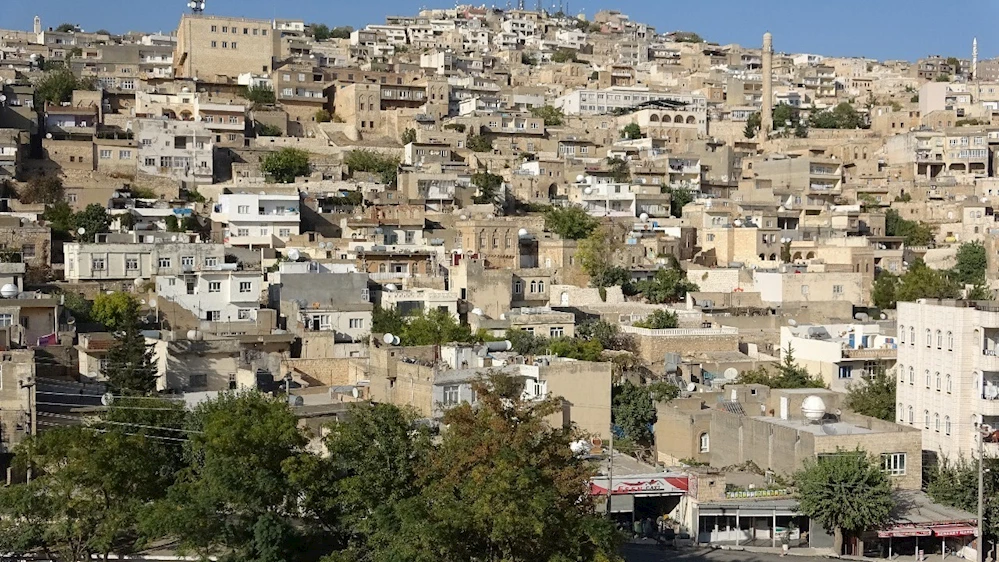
[882,453,906,476]
[211,25,218,32]
[909,327,914,345]
[237,205,250,214]
[947,331,954,351]
[550,326,564,338]
[926,329,932,347]
[118,150,132,160]
[936,330,943,349]
[443,385,460,406]
[514,281,523,294]
[907,406,913,424]
[946,374,952,393]
[99,150,112,159]
[92,258,106,271]
[125,257,138,270]
[238,309,251,320]
[945,416,952,435]
[158,257,171,268]
[832,285,843,294]
[206,311,221,321]
[239,282,252,293]
[237,228,250,237]
[277,228,291,238]
[924,410,930,429]
[530,280,537,293]
[838,366,852,379]
[699,433,710,453]
[231,42,237,49]
[211,41,217,48]
[222,26,228,32]
[935,413,941,432]
[181,256,194,267]
[899,326,905,344]
[205,257,218,267]
[20,244,35,259]
[349,318,363,329]
[208,281,221,293]
[222,41,228,48]
[925,370,931,388]
[144,157,155,166]
[538,281,545,292]
[0,313,12,327]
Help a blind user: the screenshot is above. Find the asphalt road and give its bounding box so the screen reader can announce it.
[621,545,832,562]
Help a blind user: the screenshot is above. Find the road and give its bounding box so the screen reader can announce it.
[621,545,833,562]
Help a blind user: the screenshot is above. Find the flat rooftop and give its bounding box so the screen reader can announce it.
[754,416,874,436]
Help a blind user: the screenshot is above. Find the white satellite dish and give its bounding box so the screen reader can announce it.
[148,298,157,308]
[0,284,17,298]
[723,367,739,379]
[101,392,114,406]
[518,228,529,238]
[575,174,585,182]
[788,319,797,327]
[287,248,301,261]
[186,329,203,341]
[733,219,743,227]
[171,235,178,242]
[583,187,592,195]
[639,213,649,222]
[351,387,360,399]
[686,382,696,392]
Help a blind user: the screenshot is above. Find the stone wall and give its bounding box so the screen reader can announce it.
[622,326,742,362]
[282,357,353,387]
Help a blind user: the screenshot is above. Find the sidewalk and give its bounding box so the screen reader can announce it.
[711,544,953,561]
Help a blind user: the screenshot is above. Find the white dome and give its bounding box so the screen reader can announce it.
[0,284,17,298]
[801,395,827,422]
[518,228,529,237]
[583,187,593,195]
[733,219,743,227]
[639,213,650,221]
[287,249,301,261]
[186,329,203,341]
[576,174,585,183]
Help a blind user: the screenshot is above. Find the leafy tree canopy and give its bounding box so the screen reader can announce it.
[844,368,895,421]
[809,102,867,130]
[543,205,599,240]
[621,123,642,140]
[635,267,698,304]
[34,67,93,105]
[529,105,565,126]
[612,380,679,447]
[245,85,275,104]
[470,172,503,204]
[736,346,826,389]
[20,176,64,205]
[633,309,679,329]
[950,240,986,286]
[885,209,934,246]
[71,204,111,242]
[261,148,310,183]
[551,48,579,63]
[744,112,761,139]
[343,149,399,186]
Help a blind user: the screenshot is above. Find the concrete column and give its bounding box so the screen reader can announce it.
[760,32,774,141]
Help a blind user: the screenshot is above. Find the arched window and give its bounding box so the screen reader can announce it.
[686,115,696,124]
[925,370,931,388]
[538,281,545,292]
[945,416,952,435]
[673,114,683,124]
[907,406,913,424]
[898,404,904,423]
[900,326,906,344]
[924,410,930,429]
[935,413,941,432]
[908,367,914,385]
[530,280,537,293]
[699,433,709,453]
[936,330,943,348]
[946,374,952,393]
[947,331,954,351]
[926,329,932,347]
[936,372,941,391]
[898,364,905,384]
[909,327,915,345]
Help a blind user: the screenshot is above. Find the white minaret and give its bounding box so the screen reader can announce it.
[973,38,979,80]
[33,16,41,35]
[760,32,774,141]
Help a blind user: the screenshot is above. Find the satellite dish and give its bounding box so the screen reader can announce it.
[287,395,305,407]
[518,228,529,238]
[0,95,6,102]
[880,313,888,320]
[583,187,592,195]
[45,133,52,139]
[287,248,301,261]
[733,219,743,227]
[575,174,585,182]
[686,382,696,392]
[788,319,798,327]
[0,284,17,298]
[383,333,397,345]
[101,392,114,406]
[639,213,650,222]
[133,277,145,287]
[148,298,157,308]
[66,316,76,325]
[171,235,178,242]
[186,329,203,341]
[385,284,398,291]
[351,387,360,399]
[723,367,739,379]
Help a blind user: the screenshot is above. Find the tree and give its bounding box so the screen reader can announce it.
[895,260,961,304]
[744,112,762,139]
[635,268,698,304]
[62,292,93,324]
[101,297,157,395]
[633,309,679,329]
[256,122,282,137]
[809,102,867,130]
[55,23,77,32]
[551,49,578,63]
[470,172,503,204]
[673,31,703,43]
[543,205,599,240]
[935,74,951,82]
[772,103,800,129]
[145,392,308,561]
[164,215,180,232]
[668,187,695,217]
[927,456,999,544]
[400,127,417,144]
[606,156,630,182]
[245,85,276,105]
[737,345,825,389]
[621,123,642,140]
[612,380,679,447]
[794,449,895,554]
[466,132,493,152]
[968,283,994,301]
[20,176,64,204]
[262,148,310,183]
[43,201,73,239]
[577,226,617,279]
[92,292,139,333]
[951,241,986,286]
[329,26,353,39]
[871,271,899,310]
[315,109,332,123]
[576,319,634,352]
[885,209,934,246]
[35,67,94,105]
[343,150,399,186]
[529,105,565,126]
[401,309,475,346]
[72,204,110,242]
[367,374,620,562]
[372,304,406,336]
[310,23,331,41]
[844,368,895,421]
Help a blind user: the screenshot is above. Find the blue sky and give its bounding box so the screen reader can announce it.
[2,0,995,61]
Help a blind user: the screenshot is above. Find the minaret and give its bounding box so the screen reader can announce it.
[973,38,979,80]
[33,16,41,35]
[760,32,774,141]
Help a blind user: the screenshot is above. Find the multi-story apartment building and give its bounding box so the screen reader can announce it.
[156,271,264,324]
[780,323,898,392]
[134,91,248,146]
[136,118,215,184]
[211,192,302,247]
[173,14,276,81]
[64,236,226,282]
[555,87,708,119]
[895,299,999,461]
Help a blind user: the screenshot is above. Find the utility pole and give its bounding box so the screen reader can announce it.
[978,423,985,562]
[605,425,614,515]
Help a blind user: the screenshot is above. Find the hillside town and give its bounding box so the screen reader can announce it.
[0,3,995,562]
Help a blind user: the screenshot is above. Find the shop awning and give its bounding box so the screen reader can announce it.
[878,527,931,538]
[931,524,977,538]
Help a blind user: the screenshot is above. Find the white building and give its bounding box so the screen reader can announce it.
[555,29,587,51]
[896,299,999,461]
[211,192,302,248]
[136,118,214,184]
[380,287,459,318]
[156,270,264,324]
[554,87,709,118]
[779,323,898,392]
[64,238,226,282]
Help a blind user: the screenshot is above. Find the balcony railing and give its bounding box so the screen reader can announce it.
[841,348,896,359]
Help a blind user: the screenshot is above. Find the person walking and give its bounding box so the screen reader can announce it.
[780,529,790,557]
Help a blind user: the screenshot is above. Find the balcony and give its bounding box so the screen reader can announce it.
[841,348,896,360]
[980,349,999,371]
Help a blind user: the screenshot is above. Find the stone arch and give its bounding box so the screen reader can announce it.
[649,113,660,122]
[686,115,696,124]
[806,251,816,259]
[792,252,803,260]
[673,114,684,124]
[769,253,777,261]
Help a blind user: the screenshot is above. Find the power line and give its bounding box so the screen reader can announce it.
[36,411,198,434]
[35,401,181,411]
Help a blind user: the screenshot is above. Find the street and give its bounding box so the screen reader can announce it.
[621,545,834,562]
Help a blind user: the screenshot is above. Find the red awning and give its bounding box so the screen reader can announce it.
[932,525,977,538]
[878,527,931,538]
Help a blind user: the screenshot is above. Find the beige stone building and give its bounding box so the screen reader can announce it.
[173,14,276,81]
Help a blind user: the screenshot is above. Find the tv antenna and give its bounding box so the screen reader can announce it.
[187,0,206,14]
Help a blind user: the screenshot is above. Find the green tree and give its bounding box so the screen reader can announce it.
[245,85,276,105]
[885,209,934,246]
[895,260,961,304]
[543,205,599,240]
[42,201,73,239]
[164,215,180,232]
[315,109,332,123]
[101,297,157,395]
[529,105,565,126]
[551,48,579,63]
[471,171,503,204]
[577,226,616,278]
[310,23,331,41]
[329,26,354,39]
[255,122,282,137]
[621,123,642,140]
[20,176,64,204]
[968,283,994,301]
[400,127,417,144]
[744,112,761,139]
[343,150,400,186]
[71,204,110,242]
[935,74,951,82]
[576,319,634,352]
[673,31,704,43]
[844,368,896,421]
[737,345,825,389]
[145,392,308,561]
[261,147,310,183]
[668,187,695,217]
[772,103,799,129]
[926,457,999,544]
[635,268,698,303]
[871,271,899,309]
[809,102,867,130]
[794,449,895,554]
[612,380,679,446]
[35,67,79,105]
[633,309,679,329]
[606,157,630,182]
[466,132,493,152]
[951,241,986,285]
[62,291,93,324]
[55,23,77,32]
[372,304,406,336]
[92,292,139,333]
[401,309,475,346]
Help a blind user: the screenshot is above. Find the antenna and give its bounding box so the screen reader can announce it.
[186,0,206,14]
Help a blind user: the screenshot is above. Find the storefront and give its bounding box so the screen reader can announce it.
[871,523,977,560]
[696,498,808,547]
[589,473,690,533]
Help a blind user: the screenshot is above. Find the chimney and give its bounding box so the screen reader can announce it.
[760,32,774,141]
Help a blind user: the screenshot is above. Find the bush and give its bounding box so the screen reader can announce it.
[634,309,678,329]
[343,150,400,186]
[261,148,310,183]
[245,85,276,105]
[20,176,64,204]
[315,109,332,123]
[256,122,282,137]
[466,133,493,153]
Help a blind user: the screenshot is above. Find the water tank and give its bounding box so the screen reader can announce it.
[801,395,827,422]
[576,174,585,183]
[0,284,17,298]
[639,213,649,222]
[485,340,512,352]
[186,329,203,341]
[385,284,398,292]
[287,249,301,261]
